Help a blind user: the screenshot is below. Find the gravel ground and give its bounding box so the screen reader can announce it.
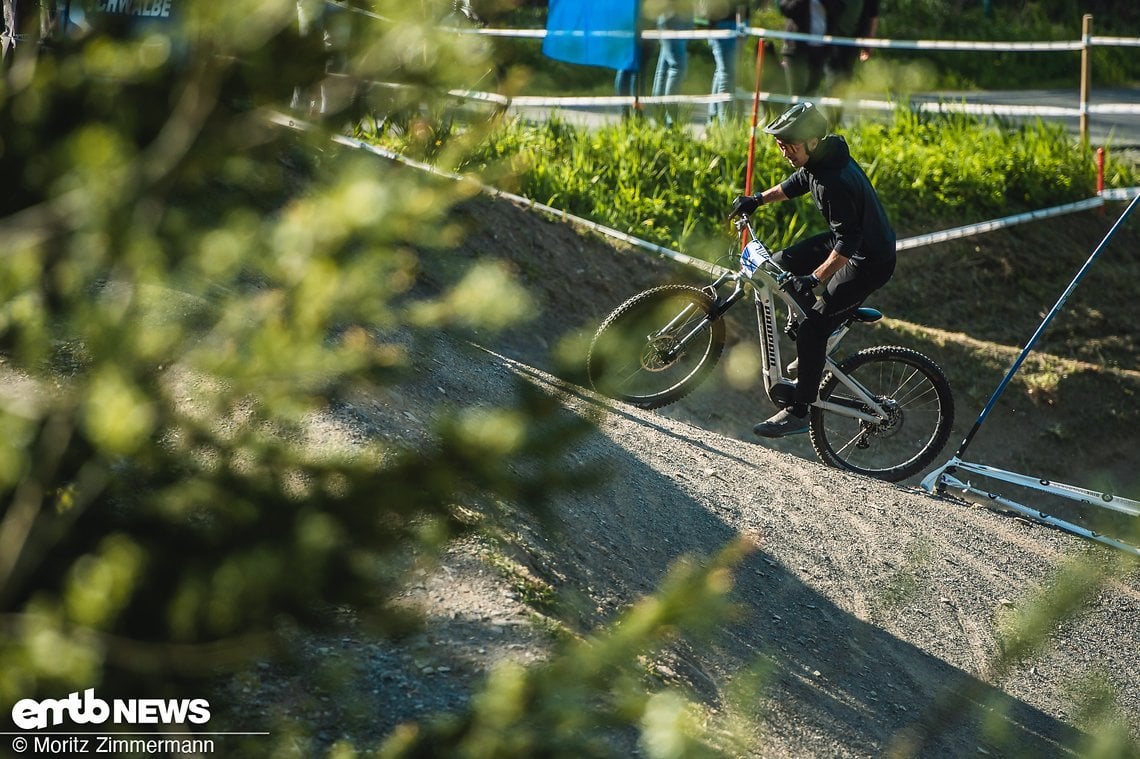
[228,194,1140,757]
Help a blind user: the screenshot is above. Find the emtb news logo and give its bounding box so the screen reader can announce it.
[11,689,210,730]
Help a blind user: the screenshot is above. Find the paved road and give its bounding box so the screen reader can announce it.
[914,88,1140,148]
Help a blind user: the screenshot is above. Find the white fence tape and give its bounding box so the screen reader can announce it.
[460,23,1138,54]
[328,4,1140,126]
[896,198,1105,251]
[487,90,1140,119]
[327,1,1140,54]
[745,27,1084,52]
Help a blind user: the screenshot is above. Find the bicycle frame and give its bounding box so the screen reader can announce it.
[586,213,956,481]
[667,216,892,425]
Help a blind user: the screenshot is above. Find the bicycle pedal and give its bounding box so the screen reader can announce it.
[768,380,797,407]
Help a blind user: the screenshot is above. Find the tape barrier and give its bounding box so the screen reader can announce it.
[326,1,1140,54]
[457,23,1134,54]
[895,198,1106,251]
[327,3,1140,121]
[449,87,1140,122]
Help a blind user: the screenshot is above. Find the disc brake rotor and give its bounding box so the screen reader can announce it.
[640,335,680,372]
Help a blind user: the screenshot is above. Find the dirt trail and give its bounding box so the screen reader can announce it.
[240,194,1140,756]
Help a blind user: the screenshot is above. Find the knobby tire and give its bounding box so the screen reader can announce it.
[587,285,726,409]
[810,346,954,482]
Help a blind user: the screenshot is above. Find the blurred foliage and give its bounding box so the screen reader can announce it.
[3,1,1139,757]
[0,0,740,751]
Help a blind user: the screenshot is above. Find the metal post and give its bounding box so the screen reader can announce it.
[1079,14,1092,144]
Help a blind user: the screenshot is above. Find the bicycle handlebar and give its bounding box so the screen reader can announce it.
[733,214,817,316]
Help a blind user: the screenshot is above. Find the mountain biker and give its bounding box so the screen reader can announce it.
[729,101,896,438]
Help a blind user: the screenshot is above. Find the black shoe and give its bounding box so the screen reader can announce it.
[753,408,809,438]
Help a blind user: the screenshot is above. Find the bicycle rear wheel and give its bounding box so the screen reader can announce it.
[587,285,725,409]
[810,346,954,482]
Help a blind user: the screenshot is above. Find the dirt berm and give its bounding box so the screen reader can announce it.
[256,194,1140,757]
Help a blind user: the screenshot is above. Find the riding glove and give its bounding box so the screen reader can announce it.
[729,194,762,217]
[785,274,820,311]
[789,274,820,293]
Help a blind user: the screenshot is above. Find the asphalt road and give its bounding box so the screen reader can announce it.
[507,86,1140,149]
[915,87,1140,148]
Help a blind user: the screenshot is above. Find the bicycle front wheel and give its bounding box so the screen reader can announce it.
[587,285,726,409]
[810,346,954,482]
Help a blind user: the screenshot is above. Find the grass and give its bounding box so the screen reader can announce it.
[363,108,1134,255]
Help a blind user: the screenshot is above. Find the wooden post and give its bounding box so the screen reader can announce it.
[1079,14,1092,144]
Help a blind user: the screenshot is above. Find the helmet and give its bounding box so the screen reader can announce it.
[762,102,828,143]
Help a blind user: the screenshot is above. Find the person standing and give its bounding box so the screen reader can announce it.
[776,0,835,97]
[827,0,879,92]
[651,1,691,126]
[696,1,749,124]
[729,102,896,437]
[614,7,654,120]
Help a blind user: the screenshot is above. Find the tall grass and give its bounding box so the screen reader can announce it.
[365,109,1128,262]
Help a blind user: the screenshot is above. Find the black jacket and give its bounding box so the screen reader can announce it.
[778,0,844,56]
[780,134,896,266]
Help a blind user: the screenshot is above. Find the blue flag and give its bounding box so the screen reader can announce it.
[542,0,641,72]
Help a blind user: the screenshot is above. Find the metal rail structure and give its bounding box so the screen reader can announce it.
[920,193,1140,557]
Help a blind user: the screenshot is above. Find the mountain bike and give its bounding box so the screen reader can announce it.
[586,215,955,482]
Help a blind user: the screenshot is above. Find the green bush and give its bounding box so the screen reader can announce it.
[372,109,1115,260]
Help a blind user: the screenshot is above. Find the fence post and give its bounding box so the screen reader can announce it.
[1079,14,1092,144]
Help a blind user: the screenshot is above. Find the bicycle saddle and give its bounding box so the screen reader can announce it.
[851,307,883,323]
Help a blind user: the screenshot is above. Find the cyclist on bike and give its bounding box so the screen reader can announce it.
[730,101,896,438]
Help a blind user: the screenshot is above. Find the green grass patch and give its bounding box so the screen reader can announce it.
[361,109,1132,263]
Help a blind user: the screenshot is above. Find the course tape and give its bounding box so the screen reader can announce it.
[327,1,1140,53]
[328,6,1139,122]
[267,111,1139,272]
[459,23,1138,53]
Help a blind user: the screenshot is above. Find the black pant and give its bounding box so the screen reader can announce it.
[773,232,895,406]
[782,47,827,97]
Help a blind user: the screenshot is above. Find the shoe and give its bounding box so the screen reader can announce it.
[753,408,809,438]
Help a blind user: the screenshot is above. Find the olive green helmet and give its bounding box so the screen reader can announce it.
[763,102,829,143]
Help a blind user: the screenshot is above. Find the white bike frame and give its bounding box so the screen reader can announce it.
[730,221,890,425]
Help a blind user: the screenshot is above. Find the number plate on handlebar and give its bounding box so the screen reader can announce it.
[740,239,772,277]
